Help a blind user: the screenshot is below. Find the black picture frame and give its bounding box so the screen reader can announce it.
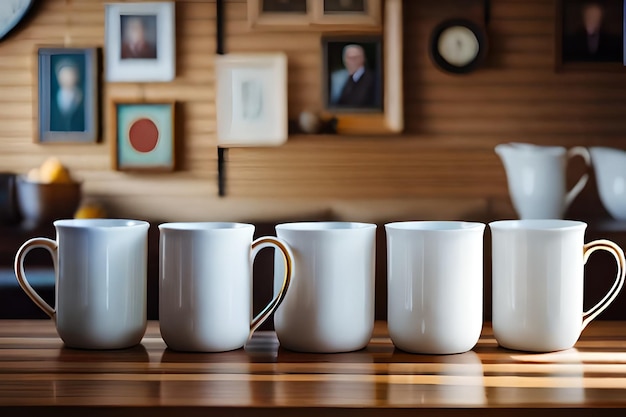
[322,36,383,113]
[323,0,366,13]
[261,0,307,13]
[556,0,624,71]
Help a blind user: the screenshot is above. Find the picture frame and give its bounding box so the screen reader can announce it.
[215,53,288,147]
[36,47,99,143]
[248,0,311,27]
[105,2,176,82]
[323,36,383,113]
[312,0,380,26]
[248,0,380,29]
[111,101,176,171]
[556,0,623,71]
[324,0,403,134]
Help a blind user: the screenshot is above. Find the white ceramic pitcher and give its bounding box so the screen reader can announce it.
[495,143,590,219]
[589,147,626,220]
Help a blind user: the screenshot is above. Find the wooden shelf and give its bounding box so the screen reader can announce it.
[1,320,626,415]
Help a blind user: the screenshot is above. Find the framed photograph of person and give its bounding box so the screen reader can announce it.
[320,0,402,135]
[36,47,98,143]
[215,53,287,147]
[105,2,175,82]
[312,0,381,26]
[111,101,176,171]
[323,37,383,113]
[556,0,623,71]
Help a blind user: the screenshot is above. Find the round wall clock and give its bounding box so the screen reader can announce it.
[429,18,488,74]
[0,0,34,41]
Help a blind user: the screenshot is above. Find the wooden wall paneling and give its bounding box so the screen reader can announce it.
[0,0,624,220]
[0,0,223,220]
[226,0,626,202]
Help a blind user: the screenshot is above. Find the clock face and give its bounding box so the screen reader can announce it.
[429,19,488,74]
[0,0,34,41]
[437,25,480,67]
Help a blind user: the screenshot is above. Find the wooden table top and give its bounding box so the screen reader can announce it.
[1,320,626,417]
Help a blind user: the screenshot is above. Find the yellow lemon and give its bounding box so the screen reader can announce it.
[39,157,73,183]
[74,204,107,219]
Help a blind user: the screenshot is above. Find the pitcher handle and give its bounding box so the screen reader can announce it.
[581,239,625,330]
[14,238,57,319]
[249,236,293,337]
[564,146,591,209]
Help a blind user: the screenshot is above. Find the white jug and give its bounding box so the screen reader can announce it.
[495,143,590,219]
[589,147,626,220]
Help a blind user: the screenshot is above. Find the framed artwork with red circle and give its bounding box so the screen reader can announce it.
[112,101,175,171]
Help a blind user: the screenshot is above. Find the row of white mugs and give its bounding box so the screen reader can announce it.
[15,219,625,354]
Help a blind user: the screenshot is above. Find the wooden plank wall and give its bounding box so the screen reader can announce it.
[0,0,220,221]
[0,0,624,221]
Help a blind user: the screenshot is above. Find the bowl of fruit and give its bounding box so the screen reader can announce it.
[16,157,82,228]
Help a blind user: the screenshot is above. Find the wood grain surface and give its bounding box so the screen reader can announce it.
[0,0,623,222]
[1,320,626,416]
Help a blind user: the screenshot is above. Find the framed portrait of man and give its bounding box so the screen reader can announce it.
[557,0,623,70]
[120,14,158,60]
[323,37,383,112]
[36,47,98,143]
[105,2,175,82]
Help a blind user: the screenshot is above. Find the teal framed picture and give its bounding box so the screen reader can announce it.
[111,101,175,171]
[37,47,99,143]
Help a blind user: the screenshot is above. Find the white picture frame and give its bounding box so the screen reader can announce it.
[215,53,288,147]
[105,2,175,82]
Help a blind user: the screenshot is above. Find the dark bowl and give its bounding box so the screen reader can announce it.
[0,173,19,225]
[15,177,82,228]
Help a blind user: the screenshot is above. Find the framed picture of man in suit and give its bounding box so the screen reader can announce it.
[557,0,623,71]
[36,47,98,143]
[323,36,383,112]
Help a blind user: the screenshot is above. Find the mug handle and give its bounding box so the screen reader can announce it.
[14,238,58,319]
[249,236,293,336]
[581,239,626,330]
[564,146,591,209]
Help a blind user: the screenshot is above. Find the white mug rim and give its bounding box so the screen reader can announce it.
[54,219,149,229]
[489,219,586,231]
[276,221,376,231]
[385,221,485,232]
[159,222,253,231]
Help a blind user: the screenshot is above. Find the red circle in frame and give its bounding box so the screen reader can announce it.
[128,118,159,153]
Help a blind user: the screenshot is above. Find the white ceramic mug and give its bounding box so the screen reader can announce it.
[158,222,293,352]
[490,220,625,352]
[386,221,485,354]
[14,219,149,349]
[273,222,376,353]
